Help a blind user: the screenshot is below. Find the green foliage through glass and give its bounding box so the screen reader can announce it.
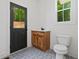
[57,0,63,11]
[57,0,71,22]
[58,11,63,22]
[64,9,70,21]
[14,7,25,21]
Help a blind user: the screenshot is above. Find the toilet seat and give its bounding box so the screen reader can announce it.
[54,44,68,54]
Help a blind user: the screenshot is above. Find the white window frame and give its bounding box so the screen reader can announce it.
[56,0,72,23]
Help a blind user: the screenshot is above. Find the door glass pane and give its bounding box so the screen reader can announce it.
[64,9,70,21]
[13,7,25,28]
[57,11,63,22]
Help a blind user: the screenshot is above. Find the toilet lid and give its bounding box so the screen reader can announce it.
[54,44,68,51]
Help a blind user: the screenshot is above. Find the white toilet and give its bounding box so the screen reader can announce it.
[54,35,71,59]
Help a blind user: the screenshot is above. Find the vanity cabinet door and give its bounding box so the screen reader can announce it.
[32,31,38,47]
[38,32,48,51]
[38,34,44,50]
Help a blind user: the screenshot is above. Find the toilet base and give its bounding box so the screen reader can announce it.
[56,54,65,59]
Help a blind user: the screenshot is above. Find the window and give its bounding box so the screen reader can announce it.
[57,0,71,22]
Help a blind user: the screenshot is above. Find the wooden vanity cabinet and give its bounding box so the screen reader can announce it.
[32,31,50,51]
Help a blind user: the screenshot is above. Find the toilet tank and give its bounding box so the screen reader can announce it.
[57,35,71,47]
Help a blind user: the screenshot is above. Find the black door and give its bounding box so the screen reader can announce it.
[10,2,27,53]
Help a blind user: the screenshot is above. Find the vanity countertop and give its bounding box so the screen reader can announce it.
[31,30,50,32]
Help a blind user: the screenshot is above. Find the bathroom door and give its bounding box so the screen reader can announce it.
[10,2,27,53]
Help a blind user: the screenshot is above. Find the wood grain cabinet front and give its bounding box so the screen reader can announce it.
[32,31,38,47]
[32,31,50,51]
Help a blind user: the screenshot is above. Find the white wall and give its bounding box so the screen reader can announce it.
[37,0,78,58]
[0,0,10,58]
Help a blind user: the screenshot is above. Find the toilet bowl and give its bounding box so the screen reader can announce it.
[54,44,68,59]
[53,35,71,59]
